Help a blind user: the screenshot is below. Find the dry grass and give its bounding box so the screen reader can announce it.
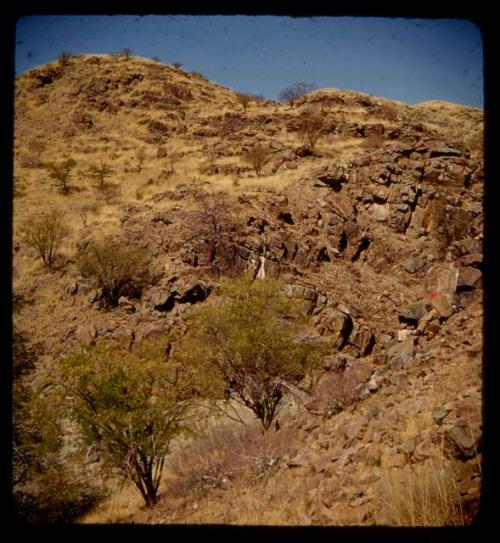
[166,420,294,498]
[376,454,465,526]
[77,480,145,524]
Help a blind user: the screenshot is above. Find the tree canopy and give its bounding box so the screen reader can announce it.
[177,277,325,429]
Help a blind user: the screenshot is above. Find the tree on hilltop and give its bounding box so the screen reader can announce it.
[278,82,317,108]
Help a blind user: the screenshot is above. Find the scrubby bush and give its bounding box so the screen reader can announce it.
[168,420,294,496]
[22,138,46,168]
[296,109,326,153]
[21,209,69,268]
[172,61,183,69]
[242,144,273,177]
[47,158,76,194]
[235,92,253,113]
[76,238,149,306]
[177,277,325,430]
[60,338,197,507]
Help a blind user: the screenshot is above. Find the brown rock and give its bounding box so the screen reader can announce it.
[75,323,98,345]
[317,308,352,348]
[134,322,165,343]
[156,146,168,158]
[371,203,389,222]
[384,452,406,469]
[425,263,459,318]
[457,266,482,289]
[386,338,415,368]
[444,424,480,460]
[349,324,375,355]
[457,289,481,308]
[287,452,319,469]
[118,296,135,313]
[399,302,426,323]
[459,253,482,267]
[111,327,135,349]
[364,123,385,137]
[326,193,356,221]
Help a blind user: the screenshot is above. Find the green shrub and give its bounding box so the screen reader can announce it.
[61,338,197,507]
[177,277,325,429]
[21,209,69,268]
[76,238,149,306]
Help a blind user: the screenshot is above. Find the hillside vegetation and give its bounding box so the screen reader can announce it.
[13,53,483,525]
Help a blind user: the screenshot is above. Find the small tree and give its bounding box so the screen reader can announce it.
[235,92,253,113]
[60,338,197,507]
[120,47,133,60]
[26,138,46,168]
[172,61,183,69]
[278,82,317,108]
[178,277,324,430]
[135,148,146,172]
[89,160,114,191]
[242,144,273,177]
[76,238,149,306]
[59,51,71,66]
[187,191,235,276]
[47,158,76,194]
[21,210,69,268]
[297,109,326,153]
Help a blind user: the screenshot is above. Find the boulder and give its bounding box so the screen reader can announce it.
[386,338,415,368]
[326,193,356,221]
[118,296,135,313]
[444,424,480,460]
[348,324,375,356]
[364,123,385,137]
[459,253,482,267]
[457,266,482,289]
[425,263,459,318]
[399,302,426,323]
[310,164,349,190]
[156,146,168,158]
[111,327,135,349]
[134,322,165,343]
[371,203,389,222]
[287,452,319,469]
[149,279,211,311]
[75,323,98,345]
[317,308,353,348]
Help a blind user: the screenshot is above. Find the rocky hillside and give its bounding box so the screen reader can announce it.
[13,54,483,525]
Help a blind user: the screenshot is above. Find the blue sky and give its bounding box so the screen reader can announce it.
[15,15,483,108]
